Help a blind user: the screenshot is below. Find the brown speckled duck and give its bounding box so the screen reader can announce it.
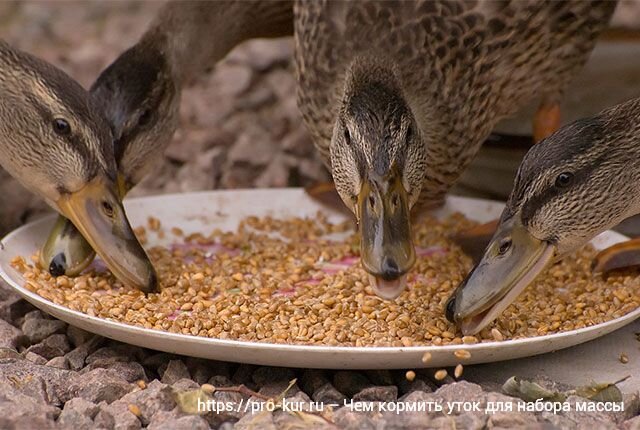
[447,97,640,334]
[0,40,157,291]
[39,0,294,277]
[294,0,616,298]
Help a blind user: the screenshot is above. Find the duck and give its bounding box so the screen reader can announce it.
[447,97,640,335]
[0,40,157,292]
[294,1,617,299]
[39,0,294,277]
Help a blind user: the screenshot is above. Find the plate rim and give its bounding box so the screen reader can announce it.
[1,189,638,367]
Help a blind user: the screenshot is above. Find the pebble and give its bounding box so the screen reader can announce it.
[147,411,210,430]
[333,371,371,397]
[0,319,24,349]
[65,368,134,404]
[57,398,99,428]
[312,382,347,405]
[25,334,71,360]
[352,386,398,403]
[160,359,190,385]
[118,380,175,426]
[21,317,66,344]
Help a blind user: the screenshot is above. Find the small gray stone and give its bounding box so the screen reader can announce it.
[0,400,58,430]
[0,290,33,324]
[23,309,44,321]
[234,410,277,430]
[171,378,199,392]
[66,325,95,347]
[0,358,72,406]
[312,383,347,405]
[25,334,71,360]
[86,346,130,366]
[184,357,215,385]
[85,360,147,383]
[57,398,99,429]
[208,374,234,387]
[0,348,22,360]
[25,351,47,365]
[300,369,328,395]
[332,406,378,430]
[143,352,173,370]
[0,319,23,349]
[353,386,398,403]
[259,380,299,398]
[487,412,535,429]
[147,409,209,430]
[333,371,371,397]
[46,356,69,369]
[94,401,141,430]
[64,336,103,371]
[65,368,134,404]
[161,360,190,385]
[434,381,486,407]
[119,380,175,426]
[622,393,640,421]
[204,390,244,427]
[231,364,256,385]
[452,413,489,430]
[21,317,66,344]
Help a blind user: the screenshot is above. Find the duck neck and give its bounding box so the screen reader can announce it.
[143,0,293,87]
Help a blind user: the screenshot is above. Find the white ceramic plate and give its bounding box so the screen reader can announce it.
[0,189,638,369]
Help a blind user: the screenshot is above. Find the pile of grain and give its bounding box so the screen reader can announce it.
[11,213,640,347]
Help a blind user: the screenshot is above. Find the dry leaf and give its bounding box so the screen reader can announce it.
[502,376,566,403]
[575,376,629,403]
[174,388,212,415]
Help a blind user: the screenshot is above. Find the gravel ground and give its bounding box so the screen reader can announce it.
[1,1,640,429]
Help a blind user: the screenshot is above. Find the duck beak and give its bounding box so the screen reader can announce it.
[357,169,415,299]
[40,173,131,277]
[55,175,157,292]
[39,215,96,276]
[445,216,555,335]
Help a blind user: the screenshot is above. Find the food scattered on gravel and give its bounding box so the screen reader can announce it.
[11,212,640,347]
[435,369,448,381]
[620,353,629,364]
[405,370,416,381]
[455,364,464,378]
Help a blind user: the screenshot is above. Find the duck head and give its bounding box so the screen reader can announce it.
[446,99,640,334]
[40,34,180,278]
[331,59,427,299]
[0,41,158,291]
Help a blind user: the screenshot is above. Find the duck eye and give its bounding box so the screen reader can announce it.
[555,172,574,188]
[53,118,71,135]
[138,109,152,126]
[498,238,512,255]
[101,200,115,218]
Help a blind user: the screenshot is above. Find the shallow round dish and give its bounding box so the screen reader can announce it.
[0,189,638,369]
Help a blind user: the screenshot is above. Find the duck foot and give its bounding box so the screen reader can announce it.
[592,238,640,273]
[533,101,561,143]
[450,219,499,263]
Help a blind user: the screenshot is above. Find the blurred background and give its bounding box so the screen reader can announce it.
[1,0,640,234]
